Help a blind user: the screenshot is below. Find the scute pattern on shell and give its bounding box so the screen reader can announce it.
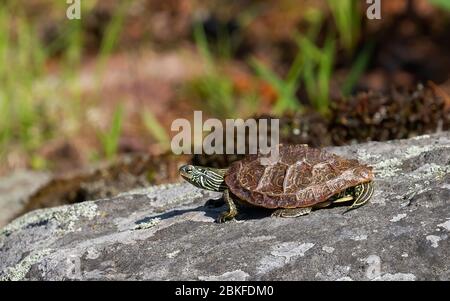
[224,144,373,209]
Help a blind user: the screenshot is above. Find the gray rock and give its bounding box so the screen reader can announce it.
[0,170,50,228]
[0,133,449,281]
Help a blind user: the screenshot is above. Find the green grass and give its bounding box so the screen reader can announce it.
[141,110,171,152]
[342,41,375,96]
[194,22,215,71]
[0,0,381,170]
[93,1,129,160]
[327,0,361,54]
[99,105,124,160]
[250,52,303,114]
[249,6,337,116]
[96,0,130,76]
[0,2,129,169]
[297,33,335,114]
[152,1,370,126]
[0,6,49,156]
[429,0,450,11]
[187,20,267,119]
[250,30,336,116]
[186,22,244,118]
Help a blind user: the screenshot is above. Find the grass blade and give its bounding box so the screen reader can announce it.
[250,58,284,92]
[142,109,171,151]
[193,22,214,72]
[429,0,450,11]
[101,105,124,159]
[342,41,375,96]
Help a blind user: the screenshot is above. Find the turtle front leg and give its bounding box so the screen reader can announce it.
[343,181,374,214]
[217,189,238,223]
[272,207,312,218]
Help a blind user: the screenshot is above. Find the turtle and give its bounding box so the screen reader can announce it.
[179,144,374,223]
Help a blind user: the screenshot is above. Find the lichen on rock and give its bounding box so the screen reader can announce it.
[1,201,98,237]
[0,132,449,280]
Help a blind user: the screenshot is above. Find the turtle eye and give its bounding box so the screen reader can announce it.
[182,165,194,174]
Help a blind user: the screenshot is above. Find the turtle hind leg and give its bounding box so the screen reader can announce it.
[272,207,312,218]
[343,182,374,214]
[217,189,238,223]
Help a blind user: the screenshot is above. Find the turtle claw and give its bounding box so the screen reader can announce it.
[216,211,236,223]
[216,189,238,223]
[342,207,355,215]
[271,210,284,218]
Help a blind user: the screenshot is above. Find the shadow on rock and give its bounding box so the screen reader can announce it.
[135,197,273,224]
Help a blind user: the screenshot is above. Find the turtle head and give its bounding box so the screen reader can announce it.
[179,165,227,192]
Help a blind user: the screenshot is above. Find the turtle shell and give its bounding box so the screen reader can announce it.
[224,144,373,209]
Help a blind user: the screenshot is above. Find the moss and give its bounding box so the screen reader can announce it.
[407,163,450,180]
[357,148,381,161]
[0,249,52,281]
[0,202,98,237]
[403,145,433,158]
[373,158,402,178]
[133,217,161,230]
[373,144,450,178]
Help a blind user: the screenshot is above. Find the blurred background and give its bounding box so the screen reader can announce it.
[0,0,449,223]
